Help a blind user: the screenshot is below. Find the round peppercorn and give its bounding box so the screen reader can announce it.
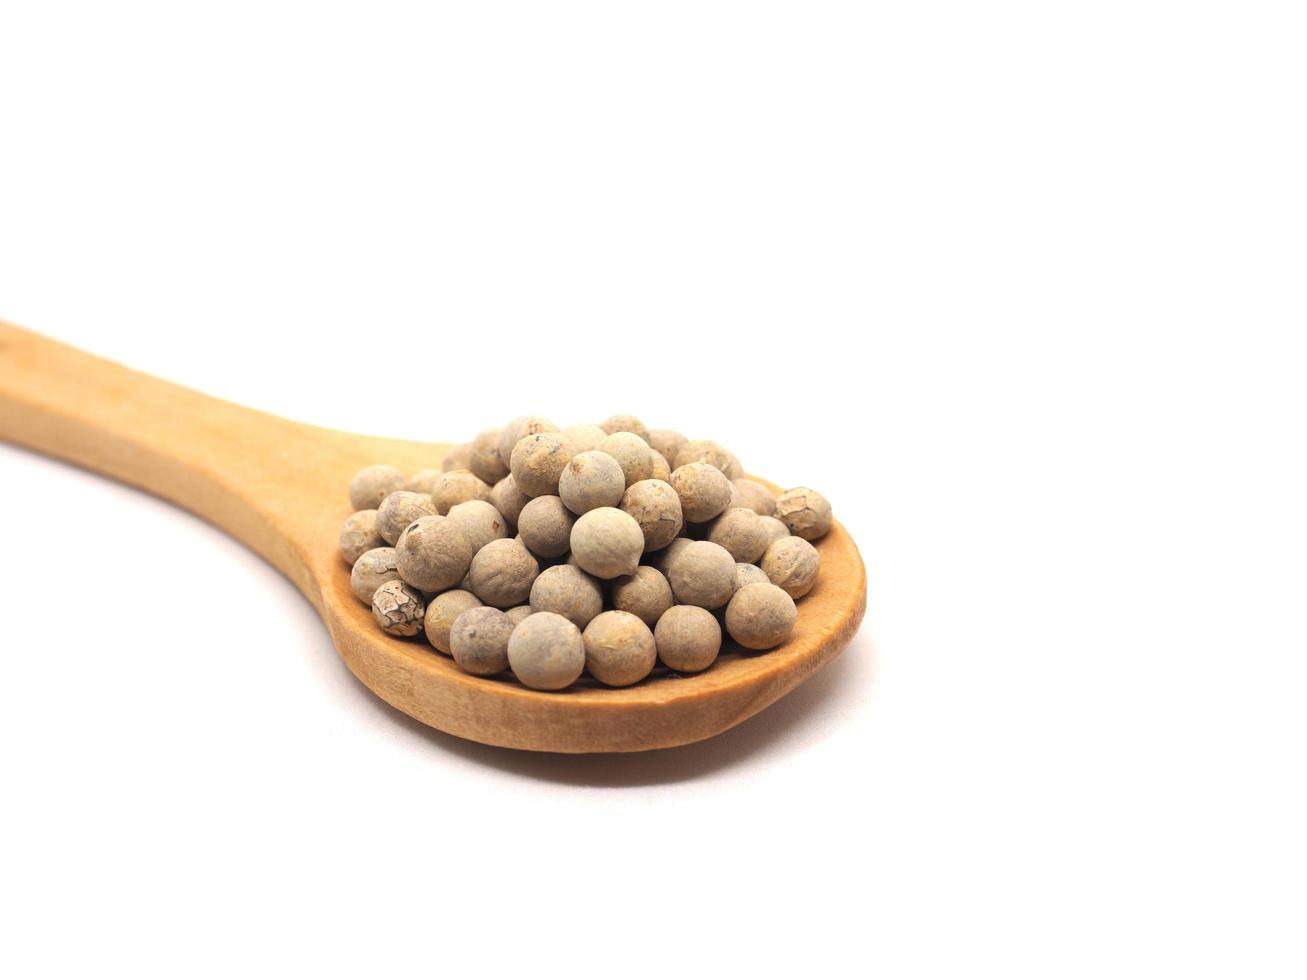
[730,478,777,517]
[761,535,821,598]
[776,487,833,540]
[405,469,442,496]
[468,428,509,485]
[647,429,687,465]
[583,611,657,687]
[571,507,645,579]
[517,495,575,558]
[758,515,791,549]
[349,464,405,511]
[599,414,651,444]
[619,479,684,552]
[562,423,610,453]
[396,515,476,593]
[506,605,533,627]
[669,462,732,523]
[423,589,481,654]
[432,469,492,515]
[498,416,559,468]
[595,432,654,487]
[489,475,530,526]
[672,439,735,476]
[447,499,510,554]
[649,451,671,483]
[558,450,626,515]
[725,582,797,650]
[529,564,604,629]
[372,580,426,637]
[654,605,722,672]
[507,612,586,691]
[666,540,736,609]
[350,547,401,605]
[733,562,769,593]
[467,537,540,608]
[340,509,383,565]
[510,432,576,498]
[441,444,472,472]
[650,537,693,577]
[450,606,514,676]
[376,491,439,546]
[705,507,769,563]
[611,566,674,627]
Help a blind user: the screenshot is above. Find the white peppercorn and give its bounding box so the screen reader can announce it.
[759,515,791,548]
[650,537,693,577]
[666,540,736,609]
[669,462,732,523]
[583,611,657,687]
[599,414,650,444]
[506,605,533,626]
[396,515,476,593]
[372,580,426,637]
[649,450,671,484]
[733,562,769,592]
[490,475,530,527]
[432,469,493,515]
[507,612,585,691]
[441,443,472,472]
[450,606,514,676]
[673,439,735,476]
[611,566,674,627]
[562,423,608,454]
[468,428,509,485]
[595,432,654,487]
[405,469,442,496]
[510,432,576,498]
[349,464,405,510]
[761,535,821,598]
[619,479,684,552]
[558,450,626,515]
[517,495,575,558]
[467,537,540,608]
[647,429,687,465]
[498,416,559,468]
[447,499,510,554]
[730,478,778,517]
[423,589,481,654]
[706,507,769,563]
[775,487,833,540]
[340,509,383,565]
[350,547,401,604]
[654,605,722,672]
[376,491,439,546]
[570,507,645,579]
[725,582,797,650]
[529,564,604,629]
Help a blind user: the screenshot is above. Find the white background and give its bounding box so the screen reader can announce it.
[1,2,1304,976]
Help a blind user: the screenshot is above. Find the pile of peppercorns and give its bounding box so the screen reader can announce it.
[338,415,832,691]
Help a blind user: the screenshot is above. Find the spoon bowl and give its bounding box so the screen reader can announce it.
[0,321,866,752]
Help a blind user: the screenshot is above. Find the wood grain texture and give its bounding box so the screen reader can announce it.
[0,320,867,752]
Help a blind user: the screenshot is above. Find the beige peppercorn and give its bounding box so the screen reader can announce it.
[666,540,736,609]
[396,515,476,593]
[619,479,684,552]
[562,423,609,454]
[441,443,472,472]
[405,469,442,497]
[349,464,405,511]
[776,487,833,540]
[507,612,586,691]
[730,478,778,517]
[673,439,735,476]
[449,606,514,676]
[599,414,650,444]
[583,611,657,686]
[650,537,693,577]
[489,475,530,527]
[468,428,509,485]
[432,469,493,515]
[570,507,645,579]
[447,499,510,554]
[654,605,722,672]
[350,547,401,604]
[376,490,439,546]
[340,509,383,565]
[649,451,671,483]
[611,566,674,627]
[517,495,575,558]
[595,432,654,487]
[372,580,426,637]
[761,535,821,598]
[759,515,791,549]
[506,605,533,626]
[725,582,797,650]
[498,416,559,468]
[510,432,576,498]
[669,462,733,523]
[528,564,604,629]
[423,589,481,654]
[706,507,769,564]
[733,562,769,593]
[647,429,688,465]
[558,450,626,515]
[467,537,540,608]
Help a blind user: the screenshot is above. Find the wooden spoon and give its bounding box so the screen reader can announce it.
[0,321,867,752]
